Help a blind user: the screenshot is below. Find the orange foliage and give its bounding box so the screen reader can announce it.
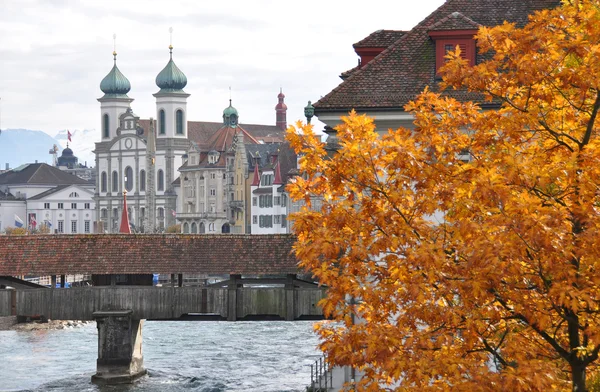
[287,2,600,391]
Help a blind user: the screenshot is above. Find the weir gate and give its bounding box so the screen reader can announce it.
[0,234,326,385]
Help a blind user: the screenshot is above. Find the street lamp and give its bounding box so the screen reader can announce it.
[304,101,314,124]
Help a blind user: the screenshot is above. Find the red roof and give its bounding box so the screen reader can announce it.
[0,234,299,275]
[353,30,406,48]
[314,0,561,112]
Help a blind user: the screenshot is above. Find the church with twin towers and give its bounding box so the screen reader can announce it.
[94,42,288,234]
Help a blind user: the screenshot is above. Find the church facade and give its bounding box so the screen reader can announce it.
[94,46,288,233]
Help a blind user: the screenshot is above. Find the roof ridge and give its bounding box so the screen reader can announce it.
[314,0,452,109]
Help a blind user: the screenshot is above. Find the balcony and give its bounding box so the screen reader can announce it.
[175,212,226,220]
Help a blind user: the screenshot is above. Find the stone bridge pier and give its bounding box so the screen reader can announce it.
[91,310,146,385]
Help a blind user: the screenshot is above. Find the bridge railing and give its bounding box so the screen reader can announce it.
[0,289,13,316]
[15,286,326,321]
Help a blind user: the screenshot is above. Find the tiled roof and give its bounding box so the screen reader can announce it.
[0,234,299,275]
[137,120,284,148]
[429,12,481,31]
[353,30,406,48]
[247,143,297,184]
[0,163,90,186]
[314,0,561,111]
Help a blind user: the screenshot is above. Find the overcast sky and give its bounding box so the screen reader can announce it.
[0,0,445,138]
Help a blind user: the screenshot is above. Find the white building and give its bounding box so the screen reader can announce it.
[249,145,296,234]
[94,47,287,233]
[0,163,95,233]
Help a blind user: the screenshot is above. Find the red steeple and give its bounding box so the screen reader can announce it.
[251,154,261,186]
[273,152,283,185]
[119,191,131,234]
[275,88,287,131]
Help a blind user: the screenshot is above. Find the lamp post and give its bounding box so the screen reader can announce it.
[304,101,314,124]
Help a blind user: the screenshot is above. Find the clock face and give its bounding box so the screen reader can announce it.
[230,115,237,126]
[125,138,133,149]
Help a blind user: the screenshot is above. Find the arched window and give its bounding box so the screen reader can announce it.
[183,222,189,233]
[101,208,108,219]
[112,171,119,193]
[199,222,205,234]
[124,166,133,192]
[103,114,110,138]
[140,170,146,192]
[69,192,79,198]
[101,172,107,192]
[191,222,197,233]
[176,110,184,134]
[159,109,166,135]
[157,169,164,191]
[221,223,230,233]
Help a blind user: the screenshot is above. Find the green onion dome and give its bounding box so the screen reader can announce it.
[100,52,131,98]
[223,100,238,117]
[155,46,187,93]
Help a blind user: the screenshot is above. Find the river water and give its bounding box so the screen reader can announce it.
[0,321,321,392]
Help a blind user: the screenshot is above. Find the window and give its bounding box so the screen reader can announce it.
[103,114,110,138]
[429,30,477,75]
[159,109,166,135]
[69,192,79,198]
[183,222,189,233]
[262,174,273,186]
[101,172,107,192]
[223,173,226,179]
[158,208,164,218]
[113,208,119,219]
[84,221,90,233]
[253,197,257,206]
[112,171,119,193]
[71,203,77,209]
[44,203,50,209]
[157,169,164,191]
[58,220,64,233]
[124,166,133,192]
[259,215,273,228]
[281,214,287,228]
[210,188,216,196]
[176,109,184,134]
[101,209,108,219]
[191,222,197,233]
[274,215,281,225]
[281,194,287,207]
[140,170,146,191]
[71,221,77,233]
[259,195,273,208]
[58,203,64,209]
[211,173,216,179]
[253,215,257,224]
[274,196,281,206]
[84,203,90,209]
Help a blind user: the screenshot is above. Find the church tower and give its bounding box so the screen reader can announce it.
[275,88,287,131]
[154,45,189,139]
[98,51,133,141]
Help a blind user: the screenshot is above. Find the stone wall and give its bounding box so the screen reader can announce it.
[0,316,17,330]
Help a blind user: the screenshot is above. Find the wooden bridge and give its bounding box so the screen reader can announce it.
[0,234,326,385]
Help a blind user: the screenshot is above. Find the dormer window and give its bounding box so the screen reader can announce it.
[208,150,220,164]
[429,29,478,76]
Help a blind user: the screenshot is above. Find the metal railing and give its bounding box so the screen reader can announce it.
[308,356,332,391]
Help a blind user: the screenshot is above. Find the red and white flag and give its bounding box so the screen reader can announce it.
[67,130,72,142]
[171,209,176,217]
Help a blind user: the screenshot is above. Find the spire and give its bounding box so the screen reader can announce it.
[275,89,287,131]
[251,153,261,186]
[273,151,283,185]
[119,191,131,234]
[155,27,188,93]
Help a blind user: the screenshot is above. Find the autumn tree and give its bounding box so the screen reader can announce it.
[287,1,600,391]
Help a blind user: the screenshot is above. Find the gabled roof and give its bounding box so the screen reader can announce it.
[314,0,561,112]
[247,143,297,184]
[428,12,481,31]
[28,184,93,200]
[353,30,406,48]
[137,120,285,148]
[0,163,89,186]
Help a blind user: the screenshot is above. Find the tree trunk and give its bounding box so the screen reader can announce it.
[572,364,586,392]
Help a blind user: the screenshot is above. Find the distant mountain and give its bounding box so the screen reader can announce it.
[0,129,97,169]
